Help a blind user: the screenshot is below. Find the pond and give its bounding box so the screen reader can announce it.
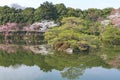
[0,65,120,80]
[0,43,120,80]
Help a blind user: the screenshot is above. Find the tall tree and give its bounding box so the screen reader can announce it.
[34,1,57,21]
[83,8,102,21]
[55,3,67,19]
[22,7,35,24]
[101,7,114,18]
[66,7,76,17]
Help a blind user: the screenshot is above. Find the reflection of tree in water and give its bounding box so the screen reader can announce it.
[0,44,49,55]
[10,64,21,69]
[61,65,85,80]
[0,46,110,74]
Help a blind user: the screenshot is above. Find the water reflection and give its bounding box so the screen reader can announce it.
[0,48,114,80]
[0,44,52,55]
[0,65,120,80]
[0,40,120,80]
[80,67,120,80]
[0,65,63,80]
[61,66,85,80]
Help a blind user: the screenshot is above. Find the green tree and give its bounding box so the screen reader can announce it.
[0,6,13,24]
[83,8,102,21]
[45,17,100,51]
[101,7,114,18]
[66,7,76,17]
[22,7,35,24]
[102,26,120,45]
[74,9,83,17]
[55,3,67,19]
[34,1,57,21]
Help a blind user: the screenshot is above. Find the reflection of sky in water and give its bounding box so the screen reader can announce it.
[80,67,120,80]
[0,65,120,80]
[0,65,65,80]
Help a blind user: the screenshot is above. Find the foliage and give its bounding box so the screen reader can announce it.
[55,3,67,19]
[102,26,120,45]
[34,1,57,21]
[45,17,101,51]
[22,7,35,24]
[0,2,114,25]
[0,48,109,72]
[0,1,119,53]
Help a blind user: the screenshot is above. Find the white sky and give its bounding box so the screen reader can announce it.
[0,0,120,10]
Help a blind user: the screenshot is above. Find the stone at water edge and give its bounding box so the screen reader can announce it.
[65,48,73,54]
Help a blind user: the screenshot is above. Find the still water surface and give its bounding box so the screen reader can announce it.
[0,65,120,80]
[0,44,120,80]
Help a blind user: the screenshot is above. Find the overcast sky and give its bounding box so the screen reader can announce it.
[0,0,120,10]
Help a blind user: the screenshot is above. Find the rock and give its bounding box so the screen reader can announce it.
[65,48,73,54]
[101,54,107,60]
[29,45,49,55]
